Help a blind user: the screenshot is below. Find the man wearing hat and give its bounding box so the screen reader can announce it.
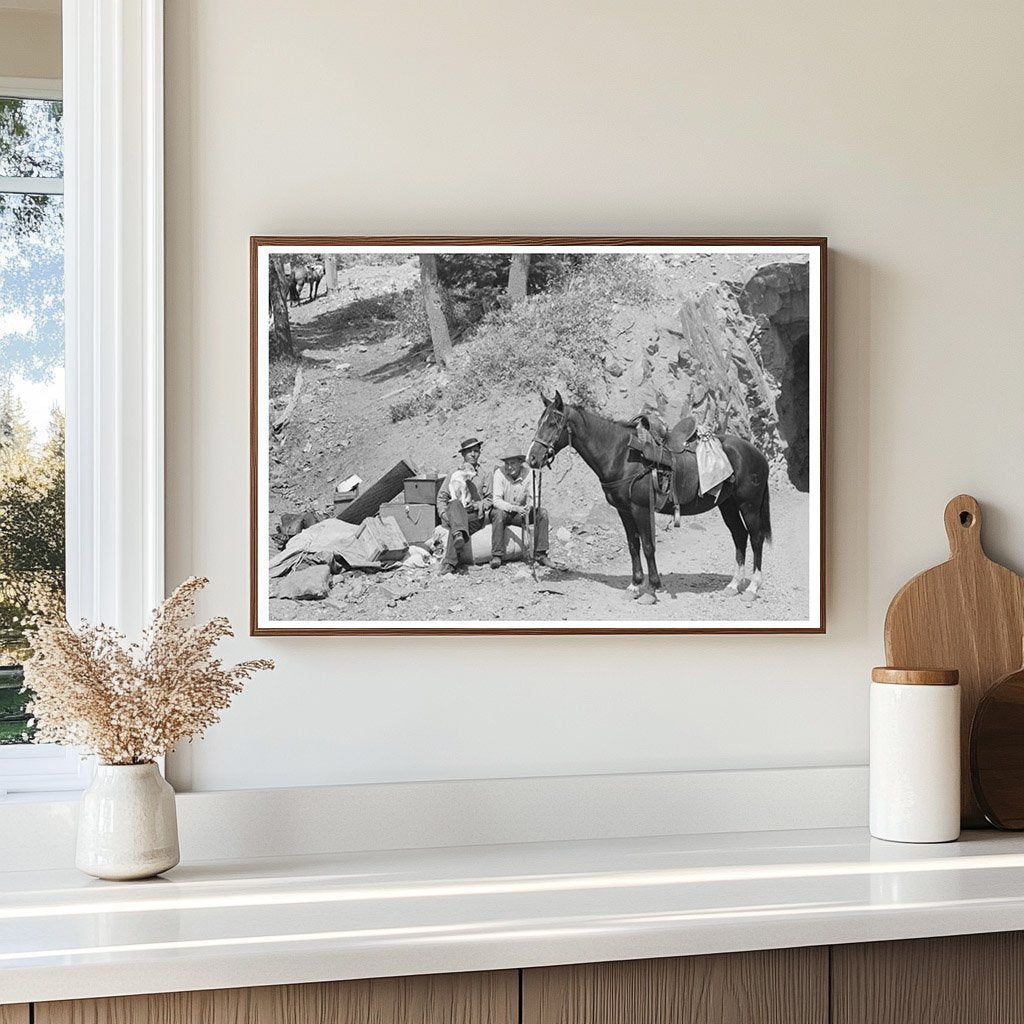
[436,437,493,576]
[490,452,549,569]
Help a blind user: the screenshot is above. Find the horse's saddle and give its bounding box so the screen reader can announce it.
[629,413,719,508]
[634,412,697,450]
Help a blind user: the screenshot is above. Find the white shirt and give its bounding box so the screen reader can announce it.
[491,465,535,513]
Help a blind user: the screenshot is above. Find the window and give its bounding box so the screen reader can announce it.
[0,78,79,795]
[0,5,166,797]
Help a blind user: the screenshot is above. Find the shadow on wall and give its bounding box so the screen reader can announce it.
[740,263,811,491]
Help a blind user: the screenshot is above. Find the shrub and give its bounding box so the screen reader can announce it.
[390,387,441,423]
[584,254,659,305]
[390,254,662,419]
[444,277,614,409]
[390,287,427,343]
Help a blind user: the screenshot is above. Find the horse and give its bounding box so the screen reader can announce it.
[306,262,325,300]
[527,391,772,599]
[287,264,308,306]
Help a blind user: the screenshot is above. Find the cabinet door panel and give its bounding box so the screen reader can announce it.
[0,1007,29,1024]
[36,970,518,1024]
[523,948,827,1024]
[832,932,1024,1024]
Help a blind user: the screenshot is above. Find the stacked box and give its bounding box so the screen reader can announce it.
[332,489,359,516]
[403,475,442,505]
[379,502,437,545]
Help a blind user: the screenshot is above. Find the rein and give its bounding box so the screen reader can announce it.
[533,405,652,502]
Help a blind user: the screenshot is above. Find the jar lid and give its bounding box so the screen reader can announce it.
[871,667,959,686]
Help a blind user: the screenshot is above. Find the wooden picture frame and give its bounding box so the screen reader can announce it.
[251,237,826,635]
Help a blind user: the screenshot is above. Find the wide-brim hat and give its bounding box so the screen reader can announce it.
[500,452,527,462]
[456,437,483,456]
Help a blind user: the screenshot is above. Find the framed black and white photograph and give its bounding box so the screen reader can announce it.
[250,237,826,635]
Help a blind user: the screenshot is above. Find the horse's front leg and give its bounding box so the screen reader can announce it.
[614,504,644,591]
[638,506,661,591]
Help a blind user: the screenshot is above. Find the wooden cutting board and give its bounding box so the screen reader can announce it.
[884,494,1024,826]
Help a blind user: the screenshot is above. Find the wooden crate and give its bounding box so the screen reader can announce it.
[404,476,442,505]
[379,502,437,545]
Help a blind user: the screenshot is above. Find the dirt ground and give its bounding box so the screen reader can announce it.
[267,256,811,625]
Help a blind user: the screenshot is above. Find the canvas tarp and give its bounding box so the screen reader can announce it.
[268,515,409,577]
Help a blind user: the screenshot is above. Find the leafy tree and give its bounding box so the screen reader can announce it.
[0,394,65,666]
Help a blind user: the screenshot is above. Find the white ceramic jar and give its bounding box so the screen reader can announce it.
[76,762,180,880]
[870,667,961,843]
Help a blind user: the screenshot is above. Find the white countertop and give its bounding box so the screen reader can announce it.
[4,826,1024,1005]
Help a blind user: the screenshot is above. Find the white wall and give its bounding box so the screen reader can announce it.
[164,1,1024,791]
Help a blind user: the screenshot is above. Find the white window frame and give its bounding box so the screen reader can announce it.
[0,0,164,797]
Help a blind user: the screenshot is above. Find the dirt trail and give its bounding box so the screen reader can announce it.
[268,258,810,625]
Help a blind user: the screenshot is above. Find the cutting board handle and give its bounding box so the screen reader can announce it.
[944,494,983,558]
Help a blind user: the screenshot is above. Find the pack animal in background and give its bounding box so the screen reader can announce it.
[448,468,476,509]
[286,263,308,305]
[306,262,325,300]
[285,262,325,304]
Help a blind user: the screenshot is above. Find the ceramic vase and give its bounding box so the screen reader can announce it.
[76,762,180,880]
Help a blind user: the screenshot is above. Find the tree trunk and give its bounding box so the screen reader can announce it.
[268,257,294,360]
[419,254,453,366]
[325,254,338,292]
[507,253,530,304]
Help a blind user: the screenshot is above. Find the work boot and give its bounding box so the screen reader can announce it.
[440,564,457,576]
[535,553,550,567]
[489,557,502,570]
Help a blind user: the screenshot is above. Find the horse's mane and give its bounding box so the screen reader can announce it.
[566,403,639,431]
[613,413,646,429]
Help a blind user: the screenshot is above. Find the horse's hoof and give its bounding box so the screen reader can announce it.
[627,583,641,594]
[740,589,758,603]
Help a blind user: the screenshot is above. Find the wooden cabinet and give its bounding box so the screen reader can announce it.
[832,932,1024,1024]
[34,972,517,1024]
[522,948,828,1024]
[14,933,1024,1024]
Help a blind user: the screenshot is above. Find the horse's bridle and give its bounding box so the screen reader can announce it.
[531,406,573,468]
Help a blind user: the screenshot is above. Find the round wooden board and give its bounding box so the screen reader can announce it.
[971,662,1024,829]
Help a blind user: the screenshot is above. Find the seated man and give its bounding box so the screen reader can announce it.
[437,437,492,576]
[490,452,549,568]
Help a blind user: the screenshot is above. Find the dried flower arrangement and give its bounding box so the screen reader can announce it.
[23,577,273,765]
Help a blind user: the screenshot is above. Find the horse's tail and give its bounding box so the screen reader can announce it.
[760,479,772,545]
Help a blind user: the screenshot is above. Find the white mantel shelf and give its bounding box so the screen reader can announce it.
[4,827,1024,1004]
